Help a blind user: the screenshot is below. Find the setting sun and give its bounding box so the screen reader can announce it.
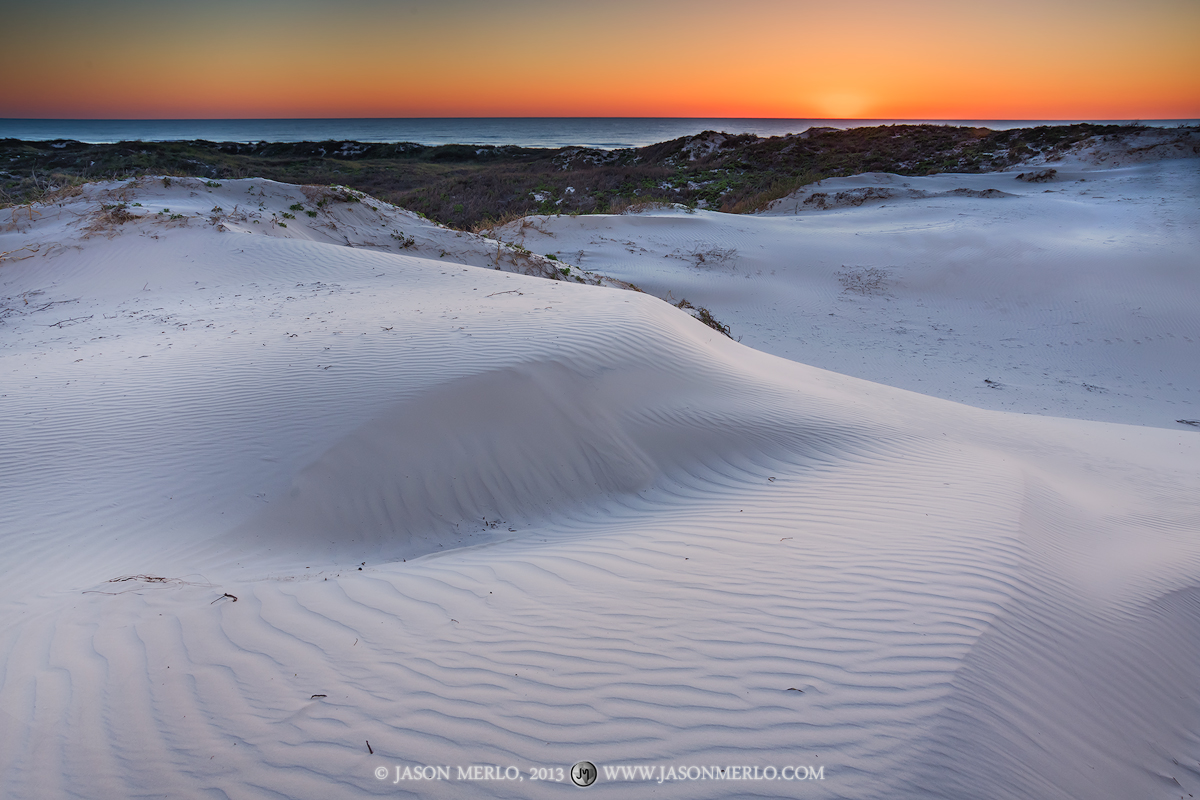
[2,0,1197,119]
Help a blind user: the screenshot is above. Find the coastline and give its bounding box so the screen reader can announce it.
[2,116,1198,148]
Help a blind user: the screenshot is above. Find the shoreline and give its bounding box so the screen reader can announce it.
[4,117,1198,149]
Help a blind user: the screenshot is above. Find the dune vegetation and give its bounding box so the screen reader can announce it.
[3,123,1185,229]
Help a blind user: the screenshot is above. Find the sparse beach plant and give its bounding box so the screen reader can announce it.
[694,306,732,338]
[84,202,137,235]
[674,297,733,338]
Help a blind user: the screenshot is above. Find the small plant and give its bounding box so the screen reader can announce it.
[675,297,732,338]
[545,253,557,261]
[689,245,737,268]
[1016,168,1057,183]
[162,177,172,188]
[305,210,317,217]
[693,306,732,338]
[390,232,415,248]
[838,266,890,296]
[211,205,223,213]
[312,187,362,204]
[205,180,221,188]
[289,203,304,212]
[281,211,295,219]
[89,202,137,231]
[559,266,571,276]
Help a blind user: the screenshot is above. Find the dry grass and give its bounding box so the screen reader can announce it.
[301,184,363,208]
[722,171,820,214]
[838,266,891,296]
[84,202,139,237]
[606,198,674,215]
[674,297,734,338]
[470,208,527,236]
[1,172,89,211]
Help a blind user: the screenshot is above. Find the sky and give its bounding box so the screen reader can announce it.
[2,0,1197,119]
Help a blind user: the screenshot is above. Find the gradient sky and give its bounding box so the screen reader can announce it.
[3,0,1197,119]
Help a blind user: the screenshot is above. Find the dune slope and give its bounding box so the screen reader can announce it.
[498,153,1200,427]
[1,177,1198,799]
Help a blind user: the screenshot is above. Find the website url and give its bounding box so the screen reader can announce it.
[602,765,824,782]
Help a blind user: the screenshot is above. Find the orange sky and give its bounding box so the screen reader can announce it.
[3,0,1197,119]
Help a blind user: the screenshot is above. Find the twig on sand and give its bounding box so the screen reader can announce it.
[485,290,522,297]
[210,593,238,604]
[0,245,37,263]
[33,298,80,312]
[47,315,93,328]
[83,574,184,595]
[367,741,373,755]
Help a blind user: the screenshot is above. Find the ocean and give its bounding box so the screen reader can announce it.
[1,118,1193,150]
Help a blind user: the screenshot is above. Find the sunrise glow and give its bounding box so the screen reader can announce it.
[2,0,1198,120]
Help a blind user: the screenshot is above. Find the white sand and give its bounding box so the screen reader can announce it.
[497,147,1200,427]
[1,146,1198,799]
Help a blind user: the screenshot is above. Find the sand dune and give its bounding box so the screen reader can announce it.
[1,165,1198,799]
[499,153,1199,427]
